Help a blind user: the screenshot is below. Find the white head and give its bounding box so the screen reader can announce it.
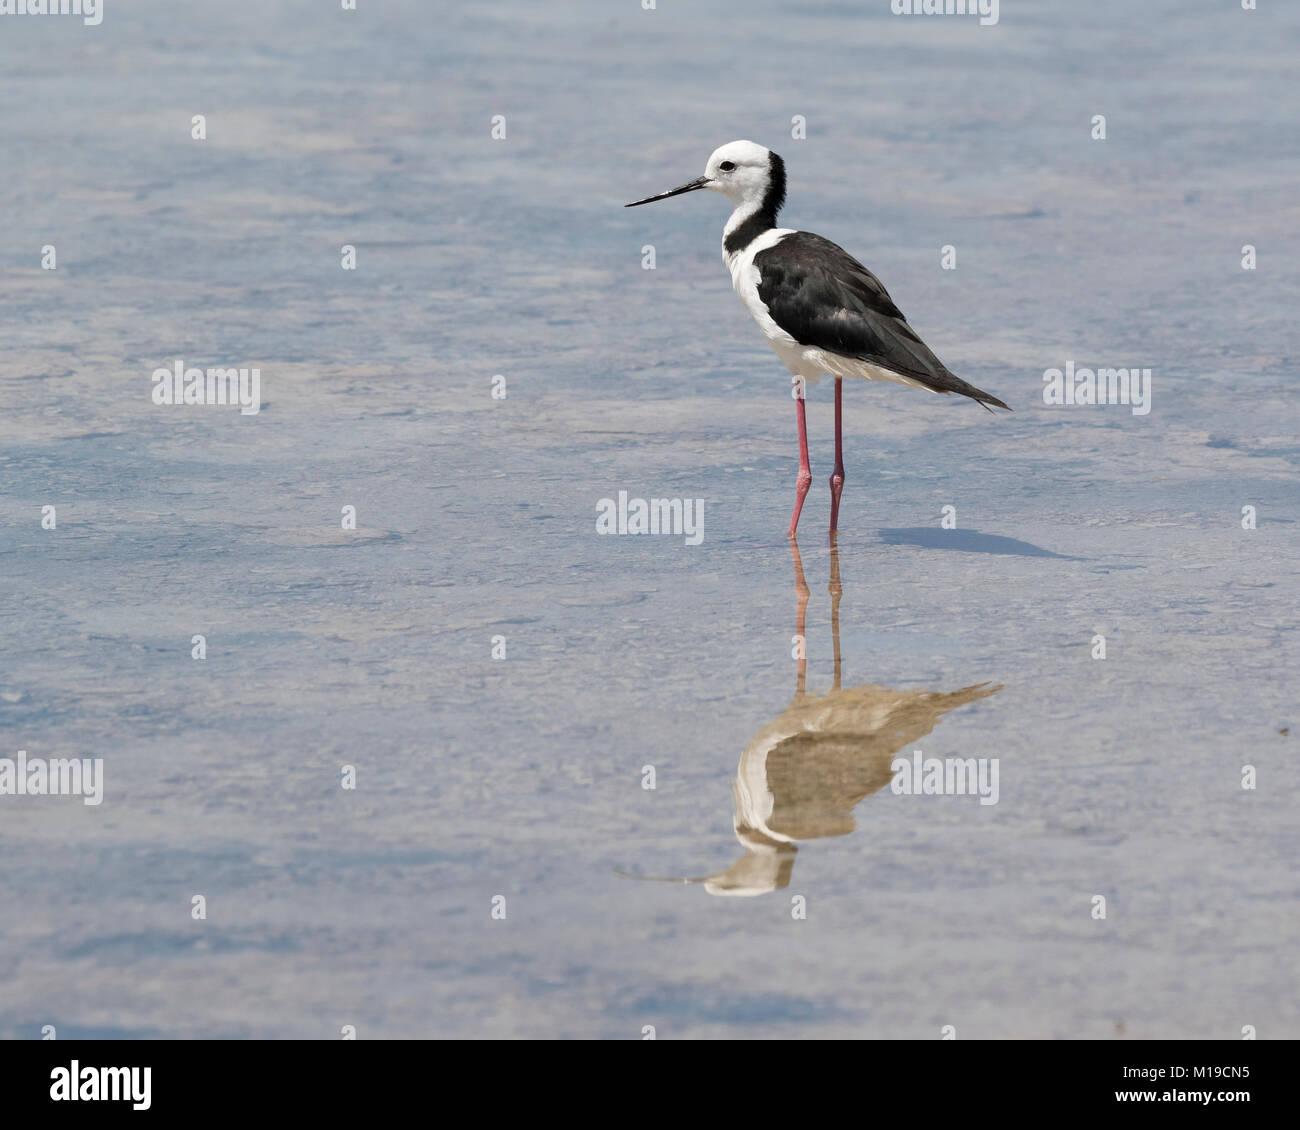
[626,139,786,218]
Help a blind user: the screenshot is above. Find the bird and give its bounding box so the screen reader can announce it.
[626,140,1010,538]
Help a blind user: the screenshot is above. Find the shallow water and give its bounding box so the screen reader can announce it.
[1,0,1297,1038]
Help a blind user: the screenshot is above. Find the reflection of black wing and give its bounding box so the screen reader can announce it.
[754,231,1009,410]
[765,732,897,841]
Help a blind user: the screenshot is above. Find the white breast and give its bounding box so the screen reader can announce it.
[724,229,801,358]
[723,229,935,392]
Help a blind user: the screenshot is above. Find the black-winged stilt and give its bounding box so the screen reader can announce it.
[626,140,1010,538]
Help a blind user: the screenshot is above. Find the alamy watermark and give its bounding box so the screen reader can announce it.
[0,750,104,806]
[0,0,103,25]
[596,491,704,545]
[890,0,998,27]
[50,1061,150,1110]
[152,360,261,415]
[1042,361,1151,416]
[890,750,999,805]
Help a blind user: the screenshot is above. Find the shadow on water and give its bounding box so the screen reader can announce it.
[879,527,1080,559]
[619,536,1002,897]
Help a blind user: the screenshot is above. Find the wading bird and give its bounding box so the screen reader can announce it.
[626,140,1010,537]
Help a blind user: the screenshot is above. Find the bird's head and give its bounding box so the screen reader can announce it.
[625,139,785,215]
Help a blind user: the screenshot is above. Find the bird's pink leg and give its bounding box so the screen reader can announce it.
[787,389,812,538]
[828,531,842,690]
[829,378,846,533]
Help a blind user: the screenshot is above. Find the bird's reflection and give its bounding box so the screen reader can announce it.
[623,536,1001,897]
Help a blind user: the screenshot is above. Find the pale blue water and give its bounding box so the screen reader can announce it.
[1,0,1297,1038]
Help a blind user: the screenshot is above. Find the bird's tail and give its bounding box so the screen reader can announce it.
[932,369,1011,412]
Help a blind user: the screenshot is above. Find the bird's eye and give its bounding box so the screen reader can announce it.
[719,161,736,172]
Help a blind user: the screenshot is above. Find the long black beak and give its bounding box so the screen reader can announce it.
[624,175,710,207]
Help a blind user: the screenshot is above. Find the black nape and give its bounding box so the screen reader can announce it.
[723,151,787,255]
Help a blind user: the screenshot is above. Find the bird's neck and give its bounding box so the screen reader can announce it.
[723,197,779,256]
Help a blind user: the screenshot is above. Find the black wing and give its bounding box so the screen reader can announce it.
[754,232,1009,410]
